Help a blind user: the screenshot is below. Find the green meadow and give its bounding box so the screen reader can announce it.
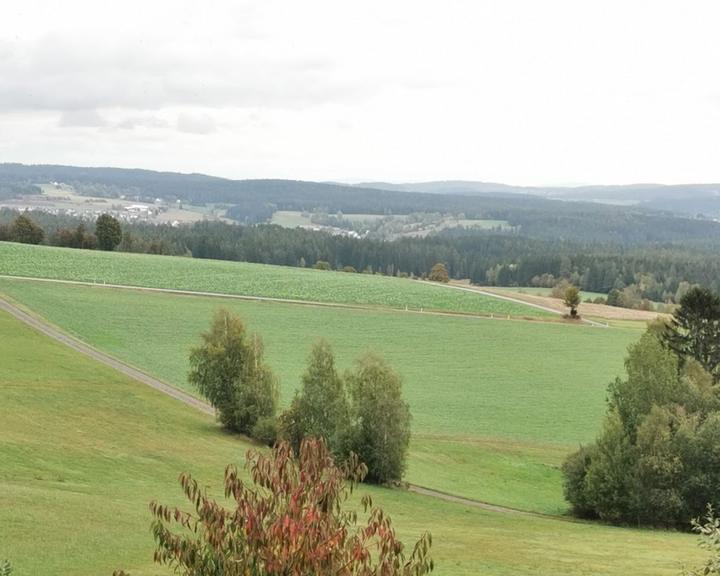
[0,277,643,513]
[0,309,704,576]
[0,242,552,317]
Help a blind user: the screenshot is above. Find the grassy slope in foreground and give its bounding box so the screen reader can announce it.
[0,278,642,514]
[0,309,704,575]
[0,241,551,317]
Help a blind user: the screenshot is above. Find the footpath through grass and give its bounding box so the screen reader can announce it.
[0,277,643,513]
[0,242,552,317]
[0,309,704,575]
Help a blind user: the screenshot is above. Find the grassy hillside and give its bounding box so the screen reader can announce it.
[0,308,705,575]
[0,242,552,317]
[0,277,642,513]
[0,308,244,575]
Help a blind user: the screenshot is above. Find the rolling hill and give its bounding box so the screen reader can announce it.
[0,243,644,514]
[0,296,704,576]
[4,163,720,241]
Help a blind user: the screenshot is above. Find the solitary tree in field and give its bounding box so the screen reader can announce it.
[662,286,720,381]
[428,262,449,283]
[563,285,581,318]
[143,439,433,576]
[95,213,122,251]
[188,309,278,436]
[345,353,411,484]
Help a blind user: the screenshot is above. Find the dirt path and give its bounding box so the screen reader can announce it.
[422,280,609,328]
[0,297,213,416]
[477,286,665,322]
[0,294,561,520]
[406,484,563,519]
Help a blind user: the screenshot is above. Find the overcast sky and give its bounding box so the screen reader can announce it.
[1,1,720,185]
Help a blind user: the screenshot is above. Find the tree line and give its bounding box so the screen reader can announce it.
[563,287,720,527]
[0,211,122,250]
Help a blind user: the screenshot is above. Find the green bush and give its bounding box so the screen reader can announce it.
[561,445,597,518]
[251,416,279,447]
[313,260,332,270]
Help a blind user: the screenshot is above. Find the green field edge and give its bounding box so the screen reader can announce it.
[0,273,586,326]
[0,242,554,318]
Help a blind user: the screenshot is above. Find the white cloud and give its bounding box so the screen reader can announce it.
[116,115,169,131]
[176,112,216,135]
[0,34,359,112]
[1,0,720,184]
[58,109,107,127]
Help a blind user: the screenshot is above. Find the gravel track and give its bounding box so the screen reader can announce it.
[0,297,213,416]
[432,280,609,328]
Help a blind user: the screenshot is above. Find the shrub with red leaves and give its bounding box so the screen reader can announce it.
[141,438,433,576]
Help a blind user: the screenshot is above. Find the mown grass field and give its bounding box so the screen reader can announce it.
[0,277,643,513]
[0,309,704,575]
[0,242,552,317]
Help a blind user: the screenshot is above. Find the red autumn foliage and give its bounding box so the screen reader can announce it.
[145,438,433,576]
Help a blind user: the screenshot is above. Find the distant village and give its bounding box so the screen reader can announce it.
[0,181,224,227]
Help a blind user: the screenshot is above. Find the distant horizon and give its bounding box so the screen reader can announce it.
[5,160,720,190]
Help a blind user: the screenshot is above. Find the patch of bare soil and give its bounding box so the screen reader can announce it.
[454,283,666,322]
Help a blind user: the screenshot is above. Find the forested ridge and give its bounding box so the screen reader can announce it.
[3,163,720,245]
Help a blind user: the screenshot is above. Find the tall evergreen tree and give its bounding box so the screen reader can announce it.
[95,213,122,251]
[663,286,720,380]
